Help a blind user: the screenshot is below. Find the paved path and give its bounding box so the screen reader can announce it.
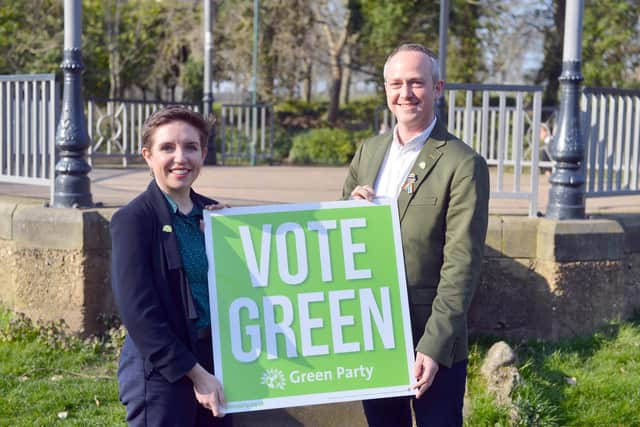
[1,165,639,216]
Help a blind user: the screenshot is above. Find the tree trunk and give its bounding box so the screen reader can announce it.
[108,54,121,99]
[313,1,350,124]
[304,61,313,102]
[106,0,123,99]
[341,46,352,105]
[260,23,276,102]
[328,55,342,125]
[537,0,566,115]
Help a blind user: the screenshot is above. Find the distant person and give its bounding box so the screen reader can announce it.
[343,43,489,427]
[539,122,553,177]
[110,106,231,426]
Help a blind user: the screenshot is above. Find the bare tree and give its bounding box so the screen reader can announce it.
[217,0,318,103]
[477,1,547,85]
[312,0,352,124]
[145,2,201,100]
[104,0,125,98]
[340,34,359,105]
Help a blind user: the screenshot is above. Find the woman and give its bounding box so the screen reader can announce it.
[110,106,231,426]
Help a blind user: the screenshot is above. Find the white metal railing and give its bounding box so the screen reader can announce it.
[0,74,58,202]
[375,84,545,216]
[446,84,544,217]
[87,98,200,166]
[582,87,640,197]
[220,104,273,164]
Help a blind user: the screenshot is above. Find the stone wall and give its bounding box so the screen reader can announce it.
[0,199,116,335]
[1,198,639,341]
[470,215,640,340]
[0,200,640,339]
[1,197,639,427]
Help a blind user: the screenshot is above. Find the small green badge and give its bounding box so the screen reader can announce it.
[162,225,172,233]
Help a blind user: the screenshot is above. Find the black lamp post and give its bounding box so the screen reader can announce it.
[436,0,449,124]
[546,0,586,220]
[52,0,93,208]
[203,0,217,165]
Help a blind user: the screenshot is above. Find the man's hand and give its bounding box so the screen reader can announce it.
[350,185,375,201]
[186,363,227,417]
[413,352,439,399]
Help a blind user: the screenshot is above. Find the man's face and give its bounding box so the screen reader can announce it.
[384,50,443,131]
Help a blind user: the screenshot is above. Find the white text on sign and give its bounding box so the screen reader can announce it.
[239,218,372,286]
[229,288,395,362]
[228,217,398,363]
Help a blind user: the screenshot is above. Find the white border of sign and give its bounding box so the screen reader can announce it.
[203,199,415,413]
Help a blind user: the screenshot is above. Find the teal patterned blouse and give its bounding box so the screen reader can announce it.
[164,194,211,329]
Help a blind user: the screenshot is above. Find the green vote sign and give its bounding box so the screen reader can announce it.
[203,199,415,413]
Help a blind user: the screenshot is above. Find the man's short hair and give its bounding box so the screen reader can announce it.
[383,43,441,84]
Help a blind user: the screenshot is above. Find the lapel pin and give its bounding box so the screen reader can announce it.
[419,161,426,169]
[162,225,173,233]
[401,173,418,195]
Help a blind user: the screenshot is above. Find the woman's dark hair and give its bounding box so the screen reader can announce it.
[141,105,212,150]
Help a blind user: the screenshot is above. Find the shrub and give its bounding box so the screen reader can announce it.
[275,100,328,130]
[272,124,293,163]
[339,97,384,129]
[274,99,327,117]
[289,128,372,165]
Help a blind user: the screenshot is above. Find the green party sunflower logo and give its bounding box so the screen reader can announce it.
[260,368,287,390]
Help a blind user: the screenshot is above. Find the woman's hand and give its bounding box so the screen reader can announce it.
[204,202,231,211]
[200,202,231,232]
[186,363,227,417]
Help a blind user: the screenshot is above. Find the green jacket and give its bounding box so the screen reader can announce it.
[342,120,489,367]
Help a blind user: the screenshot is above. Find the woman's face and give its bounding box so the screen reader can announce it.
[142,120,206,199]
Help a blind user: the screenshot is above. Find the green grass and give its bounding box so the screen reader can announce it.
[2,307,639,426]
[465,315,640,426]
[0,308,125,426]
[465,339,512,426]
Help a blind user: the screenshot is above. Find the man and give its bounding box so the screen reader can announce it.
[342,43,489,426]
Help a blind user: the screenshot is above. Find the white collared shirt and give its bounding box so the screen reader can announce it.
[374,118,437,199]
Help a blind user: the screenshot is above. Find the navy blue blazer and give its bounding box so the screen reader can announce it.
[110,180,217,383]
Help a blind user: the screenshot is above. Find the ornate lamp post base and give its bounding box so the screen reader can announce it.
[546,61,585,220]
[52,47,93,208]
[546,169,585,220]
[53,157,92,208]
